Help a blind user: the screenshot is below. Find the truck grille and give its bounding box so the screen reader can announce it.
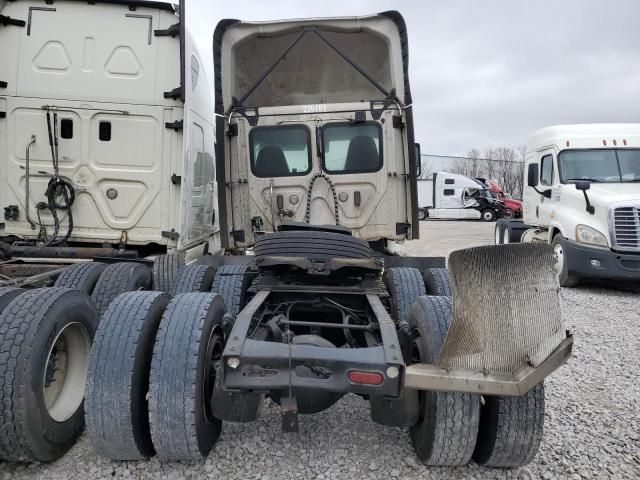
[612,206,640,250]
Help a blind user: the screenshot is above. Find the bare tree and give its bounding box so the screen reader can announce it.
[431,146,526,197]
[482,148,497,180]
[511,145,527,198]
[419,159,434,180]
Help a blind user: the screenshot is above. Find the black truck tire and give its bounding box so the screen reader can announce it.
[407,296,480,466]
[418,208,428,221]
[0,288,23,314]
[482,209,497,222]
[152,253,185,292]
[473,383,545,468]
[383,267,426,325]
[91,262,151,317]
[85,291,170,460]
[495,219,507,244]
[422,268,452,297]
[0,288,98,462]
[503,219,528,244]
[211,264,253,317]
[172,264,217,295]
[149,293,226,460]
[254,230,372,260]
[53,262,107,294]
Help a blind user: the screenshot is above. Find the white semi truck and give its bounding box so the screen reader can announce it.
[417,172,505,221]
[0,0,217,289]
[496,124,640,287]
[0,2,572,471]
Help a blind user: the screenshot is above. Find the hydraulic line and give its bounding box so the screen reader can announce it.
[24,135,37,228]
[24,109,76,246]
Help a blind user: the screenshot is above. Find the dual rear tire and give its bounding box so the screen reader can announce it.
[0,289,98,462]
[85,291,228,461]
[389,268,544,468]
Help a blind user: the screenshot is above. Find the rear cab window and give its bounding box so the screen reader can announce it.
[250,125,311,177]
[322,123,382,174]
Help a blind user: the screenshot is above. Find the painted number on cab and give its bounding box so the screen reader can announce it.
[302,104,327,113]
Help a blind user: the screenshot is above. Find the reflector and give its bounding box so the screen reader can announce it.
[348,371,383,385]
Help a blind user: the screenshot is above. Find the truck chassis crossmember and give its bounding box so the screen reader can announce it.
[222,291,405,398]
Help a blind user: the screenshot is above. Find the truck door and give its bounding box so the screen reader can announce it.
[537,150,557,225]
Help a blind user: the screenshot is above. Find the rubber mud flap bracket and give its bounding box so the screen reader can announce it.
[0,81,7,89]
[280,396,299,433]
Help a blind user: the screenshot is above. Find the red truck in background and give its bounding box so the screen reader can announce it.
[476,178,523,218]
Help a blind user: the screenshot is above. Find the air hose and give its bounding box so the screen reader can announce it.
[31,110,76,246]
[304,172,340,225]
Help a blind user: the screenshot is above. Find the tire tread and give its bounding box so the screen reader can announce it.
[86,291,169,460]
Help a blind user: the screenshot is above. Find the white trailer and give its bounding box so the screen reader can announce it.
[496,124,640,286]
[417,172,504,221]
[0,0,218,275]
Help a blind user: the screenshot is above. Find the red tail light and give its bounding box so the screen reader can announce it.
[348,370,383,385]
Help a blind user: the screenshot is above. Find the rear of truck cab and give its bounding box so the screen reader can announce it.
[213,12,420,250]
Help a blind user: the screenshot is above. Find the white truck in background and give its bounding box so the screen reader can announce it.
[417,172,505,221]
[496,124,640,287]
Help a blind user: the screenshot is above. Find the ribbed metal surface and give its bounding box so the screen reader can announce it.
[438,243,565,373]
[612,206,640,250]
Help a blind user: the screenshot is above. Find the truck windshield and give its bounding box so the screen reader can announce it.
[250,126,312,177]
[322,123,382,174]
[559,149,640,183]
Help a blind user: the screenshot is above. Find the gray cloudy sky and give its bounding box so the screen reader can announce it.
[189,0,640,156]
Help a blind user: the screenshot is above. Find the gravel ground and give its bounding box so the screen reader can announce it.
[2,221,639,479]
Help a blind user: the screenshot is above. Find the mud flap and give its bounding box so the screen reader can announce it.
[210,363,262,423]
[438,243,565,373]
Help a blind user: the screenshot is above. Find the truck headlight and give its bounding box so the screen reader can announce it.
[575,225,608,247]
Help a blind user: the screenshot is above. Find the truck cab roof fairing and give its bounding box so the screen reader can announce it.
[214,13,408,109]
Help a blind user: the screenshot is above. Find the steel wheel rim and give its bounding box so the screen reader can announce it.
[484,211,493,221]
[43,322,90,422]
[553,243,564,276]
[203,328,224,423]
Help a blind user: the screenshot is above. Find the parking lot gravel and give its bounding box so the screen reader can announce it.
[1,221,638,479]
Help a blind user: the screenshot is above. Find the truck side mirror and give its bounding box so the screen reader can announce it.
[527,163,539,187]
[575,181,595,214]
[415,143,422,177]
[575,181,590,191]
